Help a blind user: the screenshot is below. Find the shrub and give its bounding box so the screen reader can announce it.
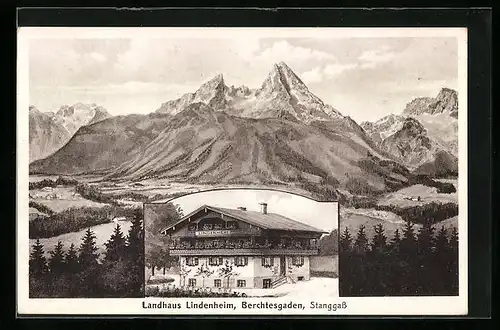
[147,277,175,285]
[29,176,79,190]
[410,175,456,194]
[75,183,118,205]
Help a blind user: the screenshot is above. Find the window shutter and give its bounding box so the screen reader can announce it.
[270,257,274,266]
[219,257,223,265]
[262,257,265,266]
[244,257,248,266]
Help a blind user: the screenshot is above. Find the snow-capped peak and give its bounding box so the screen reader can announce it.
[156,61,344,123]
[403,87,458,118]
[53,103,110,135]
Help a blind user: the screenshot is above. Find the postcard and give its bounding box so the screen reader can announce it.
[17,26,467,316]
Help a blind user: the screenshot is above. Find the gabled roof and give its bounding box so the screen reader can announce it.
[161,204,327,234]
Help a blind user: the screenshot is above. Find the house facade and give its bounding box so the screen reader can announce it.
[160,203,326,289]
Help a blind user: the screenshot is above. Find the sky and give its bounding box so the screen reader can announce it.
[29,34,458,123]
[166,189,338,233]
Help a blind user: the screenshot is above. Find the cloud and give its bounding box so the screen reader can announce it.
[324,63,358,77]
[229,38,262,62]
[301,67,324,84]
[300,62,358,84]
[358,46,398,69]
[34,80,201,98]
[256,40,336,64]
[88,52,107,63]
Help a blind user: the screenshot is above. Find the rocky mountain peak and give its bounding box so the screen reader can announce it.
[156,61,343,123]
[403,88,458,117]
[52,103,110,136]
[56,105,74,117]
[432,87,458,117]
[198,73,225,91]
[436,87,457,99]
[401,117,425,132]
[259,61,309,96]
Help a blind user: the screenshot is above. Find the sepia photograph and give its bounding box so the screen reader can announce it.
[17,25,469,315]
[144,189,338,298]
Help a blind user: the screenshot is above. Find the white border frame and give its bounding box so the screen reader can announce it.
[17,27,468,316]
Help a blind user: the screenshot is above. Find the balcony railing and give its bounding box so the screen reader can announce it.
[170,241,317,251]
[169,248,320,256]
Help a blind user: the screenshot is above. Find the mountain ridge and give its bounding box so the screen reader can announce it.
[156,61,343,124]
[361,88,458,176]
[29,103,111,162]
[30,62,432,196]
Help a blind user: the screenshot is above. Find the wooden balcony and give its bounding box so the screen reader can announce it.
[169,248,319,256]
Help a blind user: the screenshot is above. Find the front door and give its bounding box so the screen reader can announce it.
[263,278,272,289]
[280,256,286,275]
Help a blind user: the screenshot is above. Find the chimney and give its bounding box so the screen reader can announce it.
[237,206,247,211]
[259,202,268,215]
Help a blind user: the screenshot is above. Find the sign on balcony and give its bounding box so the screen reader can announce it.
[195,230,231,237]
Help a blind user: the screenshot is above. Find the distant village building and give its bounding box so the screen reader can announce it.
[160,203,326,289]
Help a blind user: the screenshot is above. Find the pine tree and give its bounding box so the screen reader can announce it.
[448,226,459,295]
[127,209,144,263]
[354,225,369,253]
[49,241,66,275]
[400,220,417,255]
[125,209,145,297]
[65,243,79,273]
[434,225,449,255]
[371,223,387,252]
[339,227,353,252]
[415,220,436,294]
[390,229,402,252]
[104,224,127,262]
[78,228,99,269]
[417,220,435,255]
[449,227,458,252]
[29,239,48,276]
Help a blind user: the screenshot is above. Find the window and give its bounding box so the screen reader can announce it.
[261,257,274,267]
[234,256,248,266]
[214,279,222,288]
[188,278,196,287]
[186,257,199,266]
[292,256,304,266]
[209,257,223,266]
[237,280,246,288]
[297,276,304,281]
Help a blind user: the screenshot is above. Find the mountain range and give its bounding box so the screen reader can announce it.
[156,62,343,123]
[361,88,459,176]
[29,103,110,162]
[29,62,458,196]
